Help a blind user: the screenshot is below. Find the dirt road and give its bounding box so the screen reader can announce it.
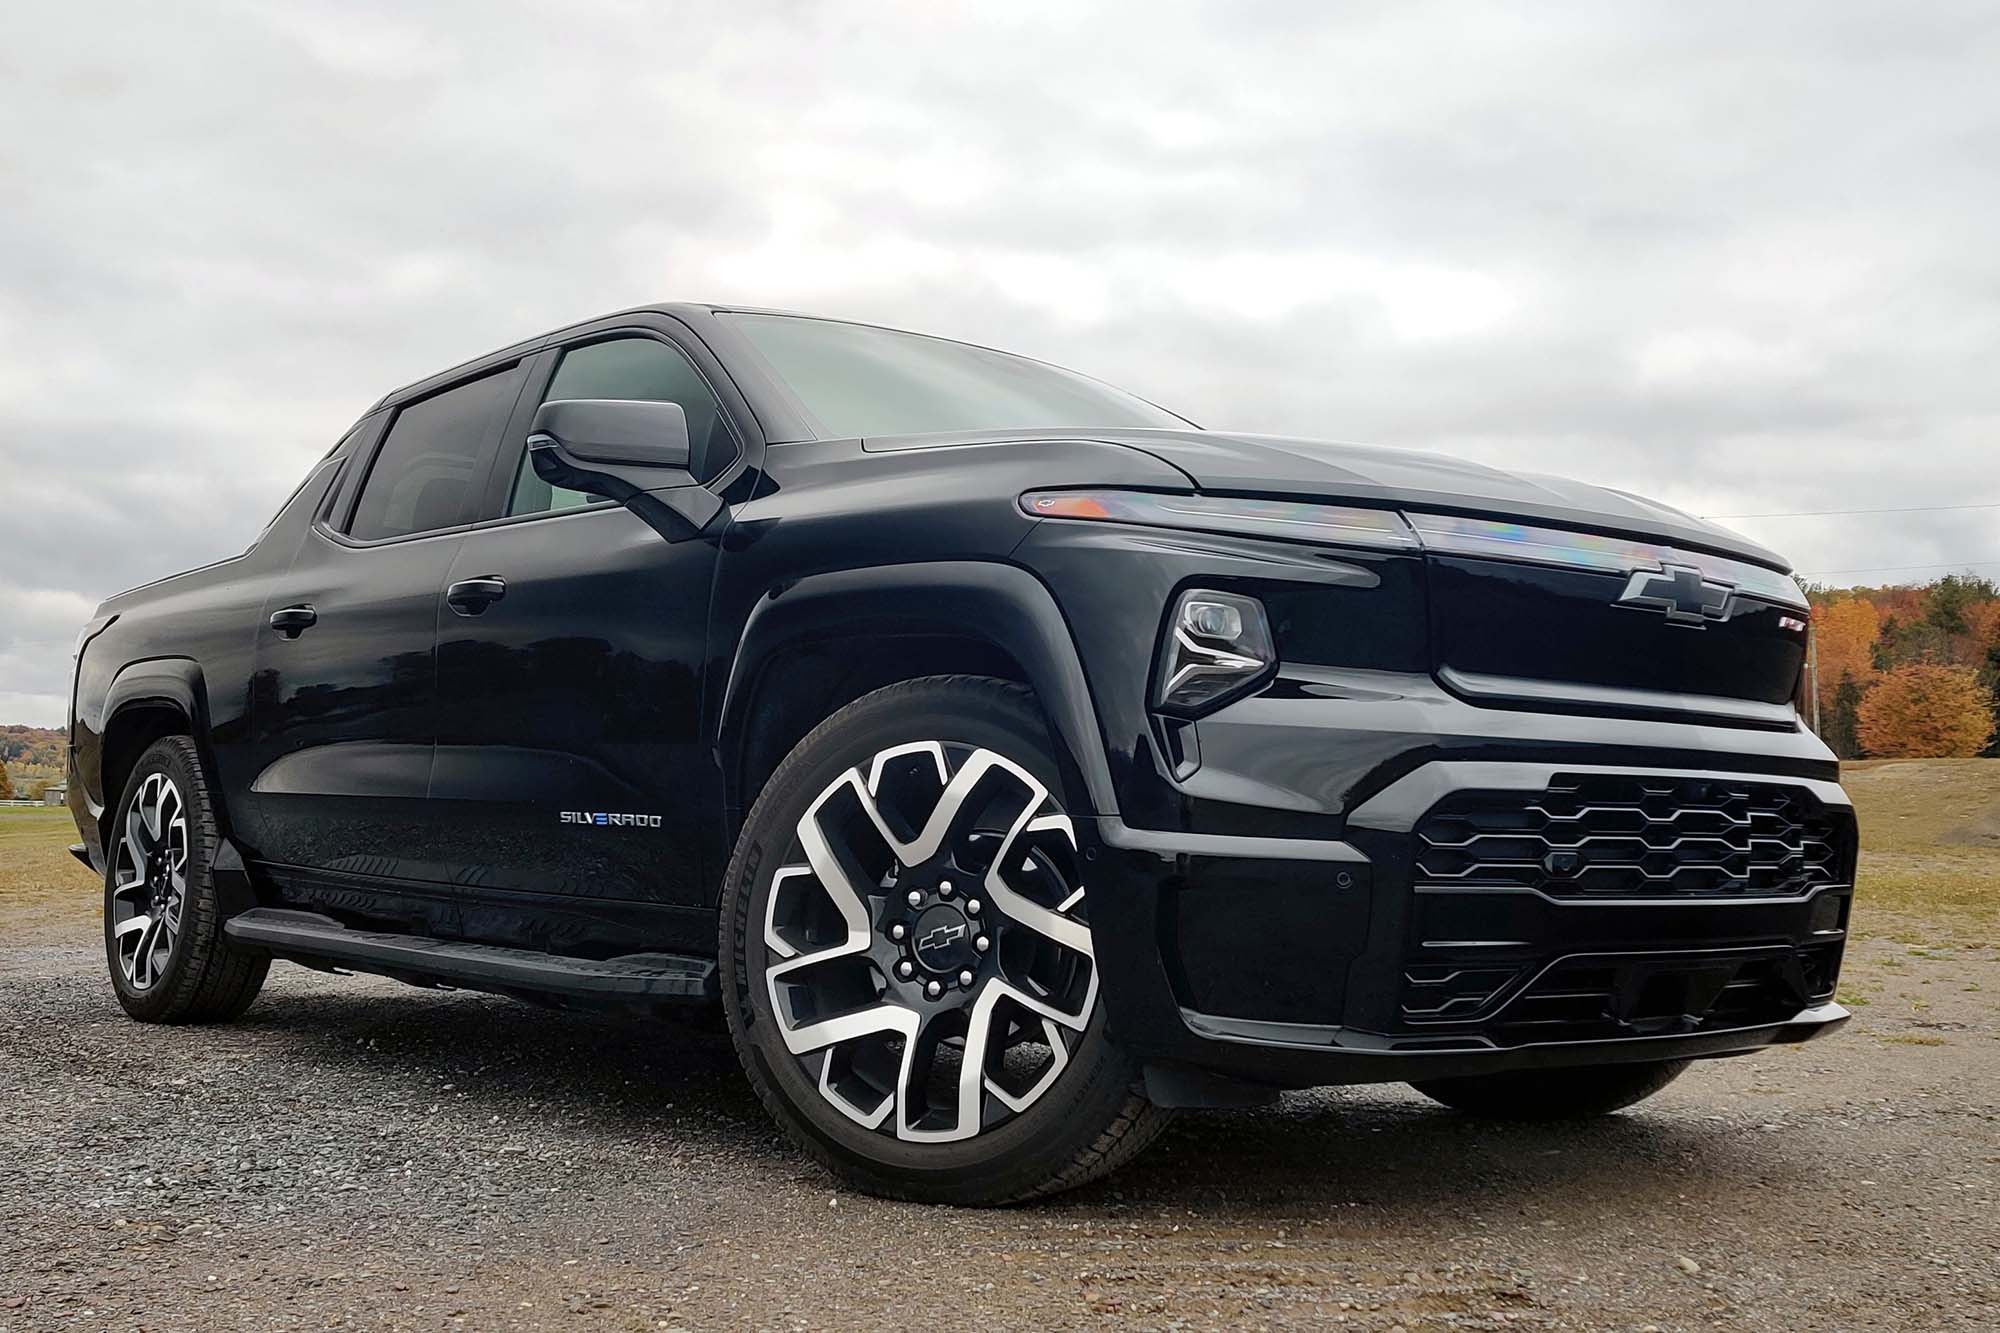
[2,915,1994,1332]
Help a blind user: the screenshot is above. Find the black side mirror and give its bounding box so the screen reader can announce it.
[529,398,691,471]
[527,398,723,543]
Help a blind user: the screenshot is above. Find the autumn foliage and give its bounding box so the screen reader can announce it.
[1855,664,1996,758]
[1812,597,1880,716]
[1808,574,2000,759]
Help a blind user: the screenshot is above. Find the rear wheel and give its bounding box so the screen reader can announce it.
[721,676,1169,1204]
[104,736,267,1023]
[1410,1059,1691,1120]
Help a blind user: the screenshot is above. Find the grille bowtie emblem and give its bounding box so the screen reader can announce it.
[1616,564,1733,626]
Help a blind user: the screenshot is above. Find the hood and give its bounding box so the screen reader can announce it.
[1092,429,1790,573]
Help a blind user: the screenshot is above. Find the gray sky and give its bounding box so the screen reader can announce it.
[5,1,1999,726]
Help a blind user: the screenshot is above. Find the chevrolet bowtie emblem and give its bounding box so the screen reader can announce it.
[918,922,967,954]
[1616,564,1734,626]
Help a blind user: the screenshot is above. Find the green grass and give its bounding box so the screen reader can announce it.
[0,806,100,931]
[1842,759,2000,944]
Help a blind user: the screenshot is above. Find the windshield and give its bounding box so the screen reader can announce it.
[721,312,1191,438]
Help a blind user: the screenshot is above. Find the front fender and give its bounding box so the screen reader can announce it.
[716,560,1118,817]
[91,658,226,841]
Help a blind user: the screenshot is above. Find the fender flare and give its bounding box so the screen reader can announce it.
[103,657,207,726]
[715,561,1119,816]
[98,657,228,834]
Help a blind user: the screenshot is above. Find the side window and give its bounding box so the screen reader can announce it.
[506,336,734,517]
[348,368,521,542]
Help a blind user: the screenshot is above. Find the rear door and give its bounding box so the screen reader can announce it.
[243,360,529,885]
[426,321,744,916]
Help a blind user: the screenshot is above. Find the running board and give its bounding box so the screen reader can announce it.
[224,908,716,1005]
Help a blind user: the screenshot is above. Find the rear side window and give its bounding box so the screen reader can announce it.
[506,336,734,517]
[349,368,521,541]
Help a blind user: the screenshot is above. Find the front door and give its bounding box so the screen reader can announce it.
[244,360,528,887]
[427,329,741,920]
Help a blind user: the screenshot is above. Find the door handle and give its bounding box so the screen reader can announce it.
[269,605,317,638]
[446,575,507,616]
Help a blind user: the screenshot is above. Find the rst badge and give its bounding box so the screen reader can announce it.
[560,811,664,828]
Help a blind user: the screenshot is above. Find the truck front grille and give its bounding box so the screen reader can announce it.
[1414,774,1851,899]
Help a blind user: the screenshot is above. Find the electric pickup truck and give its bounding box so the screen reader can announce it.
[67,304,1853,1203]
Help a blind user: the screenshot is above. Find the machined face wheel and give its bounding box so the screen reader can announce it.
[109,771,189,992]
[760,741,1097,1143]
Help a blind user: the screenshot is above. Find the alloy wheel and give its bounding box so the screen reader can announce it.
[110,772,189,992]
[761,741,1097,1143]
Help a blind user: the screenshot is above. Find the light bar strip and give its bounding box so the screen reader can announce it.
[1020,489,1807,610]
[1021,490,1418,549]
[1406,512,1808,609]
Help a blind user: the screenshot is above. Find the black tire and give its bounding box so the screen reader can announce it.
[1410,1059,1691,1120]
[720,675,1170,1204]
[104,736,268,1023]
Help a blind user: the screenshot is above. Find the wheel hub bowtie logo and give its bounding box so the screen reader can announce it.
[917,921,967,957]
[1616,564,1734,626]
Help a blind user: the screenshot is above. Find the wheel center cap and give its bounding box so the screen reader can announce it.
[910,904,976,974]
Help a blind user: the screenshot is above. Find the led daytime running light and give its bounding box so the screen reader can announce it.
[1021,490,1807,609]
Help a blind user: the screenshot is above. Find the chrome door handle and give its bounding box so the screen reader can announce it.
[269,605,317,638]
[446,576,507,616]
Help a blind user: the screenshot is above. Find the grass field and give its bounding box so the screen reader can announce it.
[0,806,98,932]
[1842,758,2000,945]
[3,761,1995,942]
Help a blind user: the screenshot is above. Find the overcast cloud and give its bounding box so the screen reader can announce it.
[4,1,1998,725]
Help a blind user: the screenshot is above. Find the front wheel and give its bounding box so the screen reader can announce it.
[104,736,268,1023]
[720,676,1169,1204]
[1410,1059,1691,1120]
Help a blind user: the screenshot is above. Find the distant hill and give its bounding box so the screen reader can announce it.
[2,726,66,794]
[2,725,65,770]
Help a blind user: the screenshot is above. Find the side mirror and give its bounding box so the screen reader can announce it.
[527,398,723,543]
[529,398,691,471]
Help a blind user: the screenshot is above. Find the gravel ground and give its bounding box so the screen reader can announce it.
[2,917,1995,1332]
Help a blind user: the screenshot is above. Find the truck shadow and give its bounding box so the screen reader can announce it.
[230,979,1798,1222]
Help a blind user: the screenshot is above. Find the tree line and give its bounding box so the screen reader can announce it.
[1808,574,2000,759]
[0,725,66,801]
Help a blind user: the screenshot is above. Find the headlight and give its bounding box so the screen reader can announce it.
[1022,490,1419,550]
[1154,589,1275,716]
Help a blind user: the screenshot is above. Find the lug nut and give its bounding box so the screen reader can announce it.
[906,889,923,908]
[890,923,906,941]
[925,980,943,999]
[966,899,981,916]
[975,935,990,952]
[938,879,954,897]
[897,960,915,979]
[958,969,974,987]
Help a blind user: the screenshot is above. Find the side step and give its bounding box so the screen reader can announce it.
[224,908,716,1005]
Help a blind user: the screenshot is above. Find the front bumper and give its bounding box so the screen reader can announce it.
[1082,757,1855,1092]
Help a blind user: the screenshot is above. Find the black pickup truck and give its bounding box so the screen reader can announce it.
[66,304,1853,1202]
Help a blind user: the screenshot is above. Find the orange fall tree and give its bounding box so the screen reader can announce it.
[1855,663,1996,758]
[1812,596,1880,711]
